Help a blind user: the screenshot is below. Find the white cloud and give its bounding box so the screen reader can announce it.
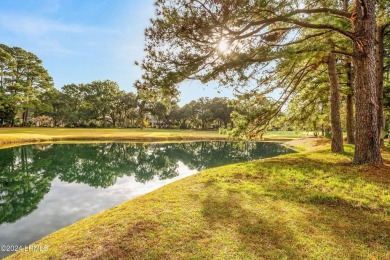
[0,13,82,35]
[0,11,120,59]
[0,12,118,36]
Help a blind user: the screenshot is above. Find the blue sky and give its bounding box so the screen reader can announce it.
[0,0,233,105]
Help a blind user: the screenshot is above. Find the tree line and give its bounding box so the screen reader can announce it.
[49,83,233,129]
[1,42,388,137]
[0,44,234,129]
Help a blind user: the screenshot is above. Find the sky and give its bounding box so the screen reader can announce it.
[0,0,233,105]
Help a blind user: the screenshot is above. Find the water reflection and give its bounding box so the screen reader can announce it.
[0,141,292,227]
[0,141,293,258]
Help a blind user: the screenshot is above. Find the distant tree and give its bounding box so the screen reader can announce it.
[168,103,191,129]
[0,46,17,126]
[0,47,16,91]
[148,101,170,127]
[33,87,58,119]
[51,80,138,128]
[195,98,214,130]
[111,91,138,128]
[209,97,232,128]
[181,101,198,129]
[0,94,16,126]
[84,80,121,127]
[0,44,54,126]
[162,97,233,130]
[58,84,88,126]
[164,102,181,128]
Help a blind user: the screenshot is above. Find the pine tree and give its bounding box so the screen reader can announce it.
[140,0,386,164]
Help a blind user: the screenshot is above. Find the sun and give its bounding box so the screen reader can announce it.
[217,39,230,54]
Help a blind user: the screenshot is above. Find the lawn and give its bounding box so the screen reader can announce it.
[6,138,390,259]
[263,130,313,140]
[0,128,309,148]
[0,128,226,148]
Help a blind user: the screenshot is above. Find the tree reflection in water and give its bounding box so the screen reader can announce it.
[0,141,293,224]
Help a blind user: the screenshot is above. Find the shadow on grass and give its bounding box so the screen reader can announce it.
[195,149,390,257]
[200,180,390,259]
[201,190,308,259]
[256,152,390,184]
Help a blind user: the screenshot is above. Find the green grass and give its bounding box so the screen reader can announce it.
[7,138,390,259]
[0,128,226,148]
[263,130,313,140]
[0,128,308,148]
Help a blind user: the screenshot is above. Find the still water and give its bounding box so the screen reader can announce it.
[0,141,293,257]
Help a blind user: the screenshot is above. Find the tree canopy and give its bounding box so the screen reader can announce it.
[0,44,54,126]
[139,0,390,165]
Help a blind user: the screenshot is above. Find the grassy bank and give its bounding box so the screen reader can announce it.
[0,128,226,148]
[0,128,310,148]
[7,138,390,259]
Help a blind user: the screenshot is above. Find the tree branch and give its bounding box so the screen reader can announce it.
[286,18,355,40]
[268,30,332,47]
[332,50,355,57]
[236,8,351,35]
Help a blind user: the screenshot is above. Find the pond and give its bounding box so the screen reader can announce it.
[0,141,294,258]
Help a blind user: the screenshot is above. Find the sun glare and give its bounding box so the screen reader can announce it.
[217,40,230,54]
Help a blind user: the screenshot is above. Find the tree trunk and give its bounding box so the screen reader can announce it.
[102,114,106,128]
[343,0,355,146]
[112,114,116,127]
[22,108,29,127]
[327,52,344,153]
[224,119,228,128]
[343,59,355,144]
[313,121,318,137]
[376,25,385,146]
[22,111,25,126]
[351,0,382,164]
[343,0,349,12]
[346,94,355,144]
